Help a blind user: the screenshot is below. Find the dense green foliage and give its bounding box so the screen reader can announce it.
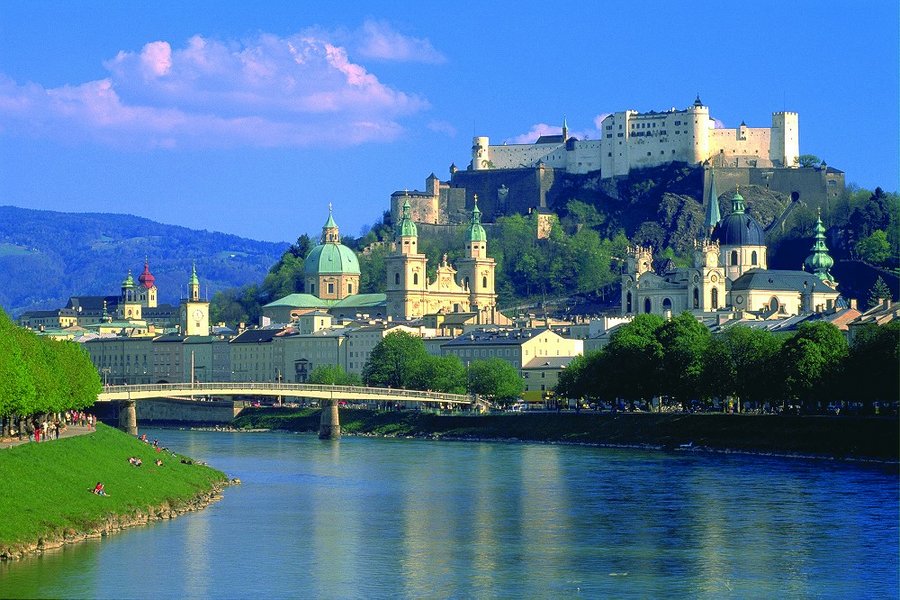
[0,308,100,424]
[307,364,362,386]
[0,424,225,547]
[556,314,896,413]
[0,206,286,316]
[361,332,523,400]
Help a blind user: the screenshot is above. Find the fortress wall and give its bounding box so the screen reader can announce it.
[450,168,551,221]
[487,143,566,169]
[708,128,772,163]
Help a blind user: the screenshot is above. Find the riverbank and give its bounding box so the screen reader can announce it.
[232,408,900,462]
[0,424,230,561]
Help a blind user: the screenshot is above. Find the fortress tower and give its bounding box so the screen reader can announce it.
[770,111,799,168]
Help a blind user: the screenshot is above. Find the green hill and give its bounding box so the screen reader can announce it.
[0,206,288,316]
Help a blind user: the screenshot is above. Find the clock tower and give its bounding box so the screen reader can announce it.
[180,263,210,336]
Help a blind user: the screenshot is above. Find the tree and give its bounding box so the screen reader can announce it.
[778,322,848,410]
[867,276,894,308]
[701,326,782,411]
[602,314,665,404]
[362,331,429,388]
[408,355,467,394]
[308,364,361,386]
[845,322,900,412]
[794,154,822,168]
[855,230,891,265]
[655,312,710,410]
[467,358,524,404]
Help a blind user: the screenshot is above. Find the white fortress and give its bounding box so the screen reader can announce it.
[471,96,799,177]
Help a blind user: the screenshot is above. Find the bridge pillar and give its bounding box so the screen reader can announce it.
[119,400,138,436]
[318,399,340,440]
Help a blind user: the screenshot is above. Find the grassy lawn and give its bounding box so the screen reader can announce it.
[0,424,226,546]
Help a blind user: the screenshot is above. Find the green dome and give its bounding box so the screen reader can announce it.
[189,263,200,286]
[397,198,417,238]
[304,243,360,276]
[469,197,486,242]
[121,271,134,289]
[804,213,835,281]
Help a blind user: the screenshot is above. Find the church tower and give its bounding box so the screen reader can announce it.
[456,196,497,322]
[704,169,721,236]
[137,258,158,308]
[120,270,142,320]
[804,211,836,284]
[181,263,210,336]
[385,199,428,320]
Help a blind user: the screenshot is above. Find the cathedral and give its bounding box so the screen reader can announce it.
[385,197,500,323]
[622,173,840,317]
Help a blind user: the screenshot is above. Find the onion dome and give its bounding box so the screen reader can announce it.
[138,258,156,289]
[804,212,836,282]
[469,195,487,242]
[397,197,418,238]
[304,208,361,276]
[189,263,200,286]
[710,190,765,247]
[121,270,135,289]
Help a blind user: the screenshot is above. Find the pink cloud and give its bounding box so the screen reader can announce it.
[354,20,446,64]
[0,29,431,149]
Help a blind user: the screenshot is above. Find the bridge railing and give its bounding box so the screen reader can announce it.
[100,382,472,404]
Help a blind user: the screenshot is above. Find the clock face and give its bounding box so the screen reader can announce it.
[193,309,204,321]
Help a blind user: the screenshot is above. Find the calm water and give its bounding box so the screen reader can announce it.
[2,429,897,599]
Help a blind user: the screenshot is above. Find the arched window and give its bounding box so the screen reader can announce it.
[644,298,652,314]
[711,287,719,309]
[626,292,633,313]
[394,273,400,285]
[464,276,470,290]
[662,298,672,312]
[751,250,758,265]
[730,250,738,266]
[770,297,780,312]
[693,287,699,309]
[413,273,419,285]
[482,276,488,289]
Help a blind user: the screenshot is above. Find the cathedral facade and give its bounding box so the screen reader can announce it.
[385,198,499,323]
[622,180,840,318]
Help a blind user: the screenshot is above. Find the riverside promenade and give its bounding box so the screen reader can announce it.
[0,424,94,450]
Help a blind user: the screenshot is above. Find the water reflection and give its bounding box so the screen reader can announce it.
[1,430,896,599]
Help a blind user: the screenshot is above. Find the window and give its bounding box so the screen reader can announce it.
[711,288,719,309]
[328,283,334,294]
[730,251,738,266]
[751,251,758,265]
[413,273,419,285]
[693,288,699,309]
[644,298,652,314]
[482,276,488,289]
[395,273,400,285]
[662,298,672,312]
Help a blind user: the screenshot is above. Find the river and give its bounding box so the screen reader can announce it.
[2,429,897,598]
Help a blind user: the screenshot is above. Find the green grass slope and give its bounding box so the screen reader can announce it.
[0,424,225,549]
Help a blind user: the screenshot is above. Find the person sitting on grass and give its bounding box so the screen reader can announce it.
[92,482,108,496]
[155,459,163,467]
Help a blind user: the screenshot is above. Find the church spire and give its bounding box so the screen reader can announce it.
[562,116,568,141]
[705,170,721,234]
[804,209,836,283]
[322,203,340,243]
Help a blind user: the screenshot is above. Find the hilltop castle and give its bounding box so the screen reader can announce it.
[472,96,798,176]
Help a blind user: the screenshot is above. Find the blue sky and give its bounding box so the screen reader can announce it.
[1,1,897,243]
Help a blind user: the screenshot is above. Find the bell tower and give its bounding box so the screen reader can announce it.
[385,199,428,320]
[181,263,210,336]
[456,196,497,322]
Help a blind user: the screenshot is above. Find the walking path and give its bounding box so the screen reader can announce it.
[0,424,95,450]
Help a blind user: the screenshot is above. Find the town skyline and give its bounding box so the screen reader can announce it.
[1,1,897,243]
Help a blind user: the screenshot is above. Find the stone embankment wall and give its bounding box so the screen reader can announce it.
[95,398,243,426]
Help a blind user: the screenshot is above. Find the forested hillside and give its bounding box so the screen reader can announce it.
[0,206,288,316]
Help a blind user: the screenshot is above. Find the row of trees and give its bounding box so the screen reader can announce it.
[357,331,524,403]
[0,309,100,434]
[556,312,899,413]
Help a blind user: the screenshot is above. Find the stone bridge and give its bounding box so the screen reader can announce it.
[97,383,477,439]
